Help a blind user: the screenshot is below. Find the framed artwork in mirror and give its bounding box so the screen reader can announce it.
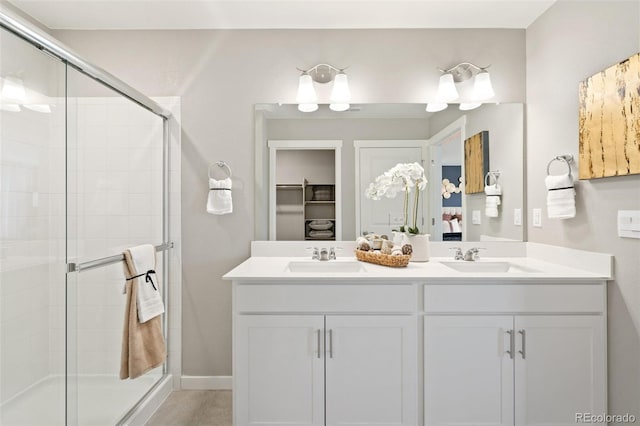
[464,130,490,194]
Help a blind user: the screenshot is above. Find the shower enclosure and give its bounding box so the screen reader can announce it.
[1,8,175,425]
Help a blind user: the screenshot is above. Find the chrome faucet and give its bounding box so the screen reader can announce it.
[310,247,320,260]
[450,247,464,261]
[309,247,338,261]
[319,248,329,261]
[329,247,337,260]
[463,247,485,261]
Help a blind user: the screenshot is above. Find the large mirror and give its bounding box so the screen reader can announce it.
[254,103,524,242]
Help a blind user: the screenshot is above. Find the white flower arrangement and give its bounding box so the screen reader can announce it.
[365,162,427,235]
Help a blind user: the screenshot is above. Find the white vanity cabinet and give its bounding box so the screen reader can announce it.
[424,282,607,426]
[233,282,418,426]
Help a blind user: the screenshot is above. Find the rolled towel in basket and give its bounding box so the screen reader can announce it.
[545,173,576,219]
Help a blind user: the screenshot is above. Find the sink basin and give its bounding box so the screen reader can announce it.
[441,261,540,273]
[286,261,366,273]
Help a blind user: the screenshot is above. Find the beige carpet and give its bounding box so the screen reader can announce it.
[146,390,232,426]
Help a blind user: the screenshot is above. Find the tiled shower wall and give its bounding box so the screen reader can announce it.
[0,103,64,402]
[2,95,181,403]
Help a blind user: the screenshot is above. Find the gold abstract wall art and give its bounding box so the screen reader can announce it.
[579,52,640,179]
[464,130,490,194]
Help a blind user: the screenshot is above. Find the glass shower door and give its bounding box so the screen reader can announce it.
[0,26,67,425]
[66,66,166,425]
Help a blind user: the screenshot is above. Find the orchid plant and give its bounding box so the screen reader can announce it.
[365,162,427,235]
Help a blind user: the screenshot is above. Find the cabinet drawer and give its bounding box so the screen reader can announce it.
[424,284,605,313]
[235,284,416,313]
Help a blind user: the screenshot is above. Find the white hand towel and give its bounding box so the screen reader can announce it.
[125,244,165,323]
[442,220,452,233]
[449,218,462,233]
[484,184,502,196]
[207,177,233,215]
[545,173,576,219]
[484,184,502,217]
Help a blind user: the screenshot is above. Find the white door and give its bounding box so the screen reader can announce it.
[234,315,325,426]
[325,315,417,426]
[357,146,424,236]
[424,316,515,426]
[514,316,606,426]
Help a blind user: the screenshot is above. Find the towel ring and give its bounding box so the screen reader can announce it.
[208,161,232,179]
[485,170,500,186]
[546,155,573,177]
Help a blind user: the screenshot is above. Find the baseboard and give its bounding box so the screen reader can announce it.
[181,375,233,390]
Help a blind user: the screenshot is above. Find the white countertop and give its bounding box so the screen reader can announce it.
[223,255,609,282]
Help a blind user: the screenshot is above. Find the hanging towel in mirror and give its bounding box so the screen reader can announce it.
[484,184,502,218]
[545,173,576,219]
[207,177,233,215]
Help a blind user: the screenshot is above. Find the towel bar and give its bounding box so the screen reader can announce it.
[485,170,501,186]
[547,155,574,176]
[208,161,232,179]
[66,242,174,273]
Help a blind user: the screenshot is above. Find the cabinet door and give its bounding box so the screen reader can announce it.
[234,315,325,426]
[424,316,514,426]
[514,315,606,426]
[325,315,417,426]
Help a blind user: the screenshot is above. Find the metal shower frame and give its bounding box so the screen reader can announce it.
[0,5,174,425]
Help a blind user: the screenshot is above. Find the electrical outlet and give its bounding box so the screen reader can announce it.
[472,210,482,225]
[514,208,522,226]
[533,208,542,228]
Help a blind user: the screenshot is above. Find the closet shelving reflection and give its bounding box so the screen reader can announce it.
[275,179,336,240]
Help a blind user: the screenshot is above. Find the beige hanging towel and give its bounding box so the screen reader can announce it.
[120,245,166,380]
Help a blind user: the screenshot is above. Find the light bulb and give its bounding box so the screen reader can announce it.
[296,72,317,112]
[330,72,350,112]
[474,70,495,100]
[426,103,448,112]
[437,73,458,103]
[298,103,318,112]
[459,102,481,111]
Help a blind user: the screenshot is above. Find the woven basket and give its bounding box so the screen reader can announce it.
[355,250,411,268]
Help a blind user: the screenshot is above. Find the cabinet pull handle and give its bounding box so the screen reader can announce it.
[518,329,526,359]
[328,329,334,358]
[317,329,322,359]
[506,329,514,359]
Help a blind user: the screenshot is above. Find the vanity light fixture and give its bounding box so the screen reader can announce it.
[296,64,351,112]
[426,62,495,112]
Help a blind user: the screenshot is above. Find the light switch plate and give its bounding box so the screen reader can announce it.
[514,208,522,226]
[533,208,542,228]
[472,210,481,225]
[618,210,640,238]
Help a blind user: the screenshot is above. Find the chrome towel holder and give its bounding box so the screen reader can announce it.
[208,161,232,179]
[485,170,501,186]
[547,155,573,176]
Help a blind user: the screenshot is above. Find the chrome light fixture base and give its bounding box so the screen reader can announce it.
[296,63,351,112]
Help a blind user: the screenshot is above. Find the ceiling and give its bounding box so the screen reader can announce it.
[9,0,556,30]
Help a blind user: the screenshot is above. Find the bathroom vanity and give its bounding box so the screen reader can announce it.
[224,242,611,426]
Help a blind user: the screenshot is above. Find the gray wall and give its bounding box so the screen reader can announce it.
[51,28,526,376]
[430,103,525,241]
[526,1,640,419]
[267,117,431,240]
